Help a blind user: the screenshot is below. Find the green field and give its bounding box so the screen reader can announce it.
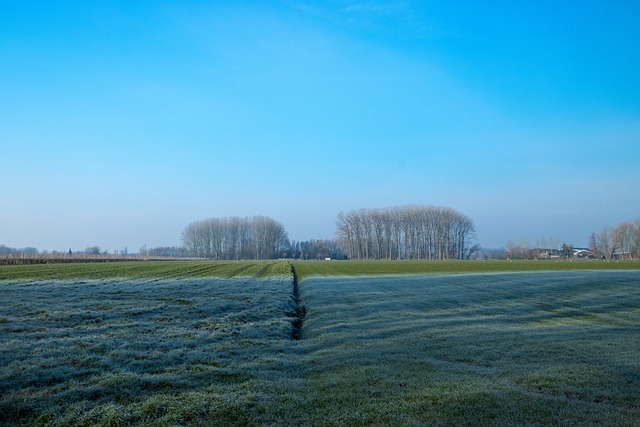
[296,272,640,425]
[0,276,300,426]
[1,261,639,425]
[292,259,640,280]
[2,259,638,281]
[0,260,292,281]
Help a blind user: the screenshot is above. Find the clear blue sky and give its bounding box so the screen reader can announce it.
[2,1,639,252]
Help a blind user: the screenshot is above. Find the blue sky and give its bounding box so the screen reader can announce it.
[2,1,639,252]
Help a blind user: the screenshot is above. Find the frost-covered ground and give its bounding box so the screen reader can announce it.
[297,271,640,426]
[0,277,302,426]
[2,271,639,426]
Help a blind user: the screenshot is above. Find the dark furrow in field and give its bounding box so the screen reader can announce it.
[254,263,273,278]
[224,263,256,278]
[289,262,306,340]
[192,262,235,277]
[160,263,227,279]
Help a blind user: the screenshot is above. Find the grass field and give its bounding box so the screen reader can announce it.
[0,260,291,281]
[291,259,640,280]
[0,276,302,426]
[1,261,639,425]
[2,259,638,282]
[296,272,640,425]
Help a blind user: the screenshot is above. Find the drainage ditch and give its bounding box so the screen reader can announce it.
[289,263,306,340]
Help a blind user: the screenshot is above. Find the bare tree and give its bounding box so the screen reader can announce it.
[505,241,514,260]
[335,205,476,260]
[613,222,637,260]
[588,232,599,258]
[182,216,290,260]
[635,219,640,260]
[597,228,613,260]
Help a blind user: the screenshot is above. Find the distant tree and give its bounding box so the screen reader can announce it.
[597,228,613,260]
[476,247,505,260]
[296,239,344,260]
[612,222,637,260]
[505,241,514,260]
[464,243,481,259]
[182,215,289,260]
[635,219,640,260]
[533,239,541,259]
[588,232,599,258]
[504,239,536,260]
[85,246,101,255]
[146,246,191,257]
[336,205,475,260]
[560,243,573,259]
[516,238,531,260]
[289,240,301,259]
[594,220,640,260]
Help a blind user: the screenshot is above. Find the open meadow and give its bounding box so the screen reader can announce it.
[0,272,305,426]
[291,259,640,280]
[1,260,639,425]
[296,271,640,425]
[0,260,292,281]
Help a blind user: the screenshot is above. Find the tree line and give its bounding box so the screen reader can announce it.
[181,216,290,260]
[335,205,477,260]
[502,218,640,260]
[0,245,38,255]
[504,238,563,260]
[590,219,640,260]
[290,239,345,260]
[139,246,192,258]
[9,213,637,262]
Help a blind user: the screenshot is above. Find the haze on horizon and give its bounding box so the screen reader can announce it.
[2,1,639,253]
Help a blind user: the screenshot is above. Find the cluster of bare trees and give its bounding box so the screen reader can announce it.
[0,253,147,265]
[504,238,564,260]
[591,219,640,259]
[139,246,192,258]
[181,216,289,260]
[291,239,345,260]
[0,245,38,255]
[336,205,477,260]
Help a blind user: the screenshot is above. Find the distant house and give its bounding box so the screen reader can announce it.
[538,249,560,259]
[613,251,632,260]
[572,248,592,258]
